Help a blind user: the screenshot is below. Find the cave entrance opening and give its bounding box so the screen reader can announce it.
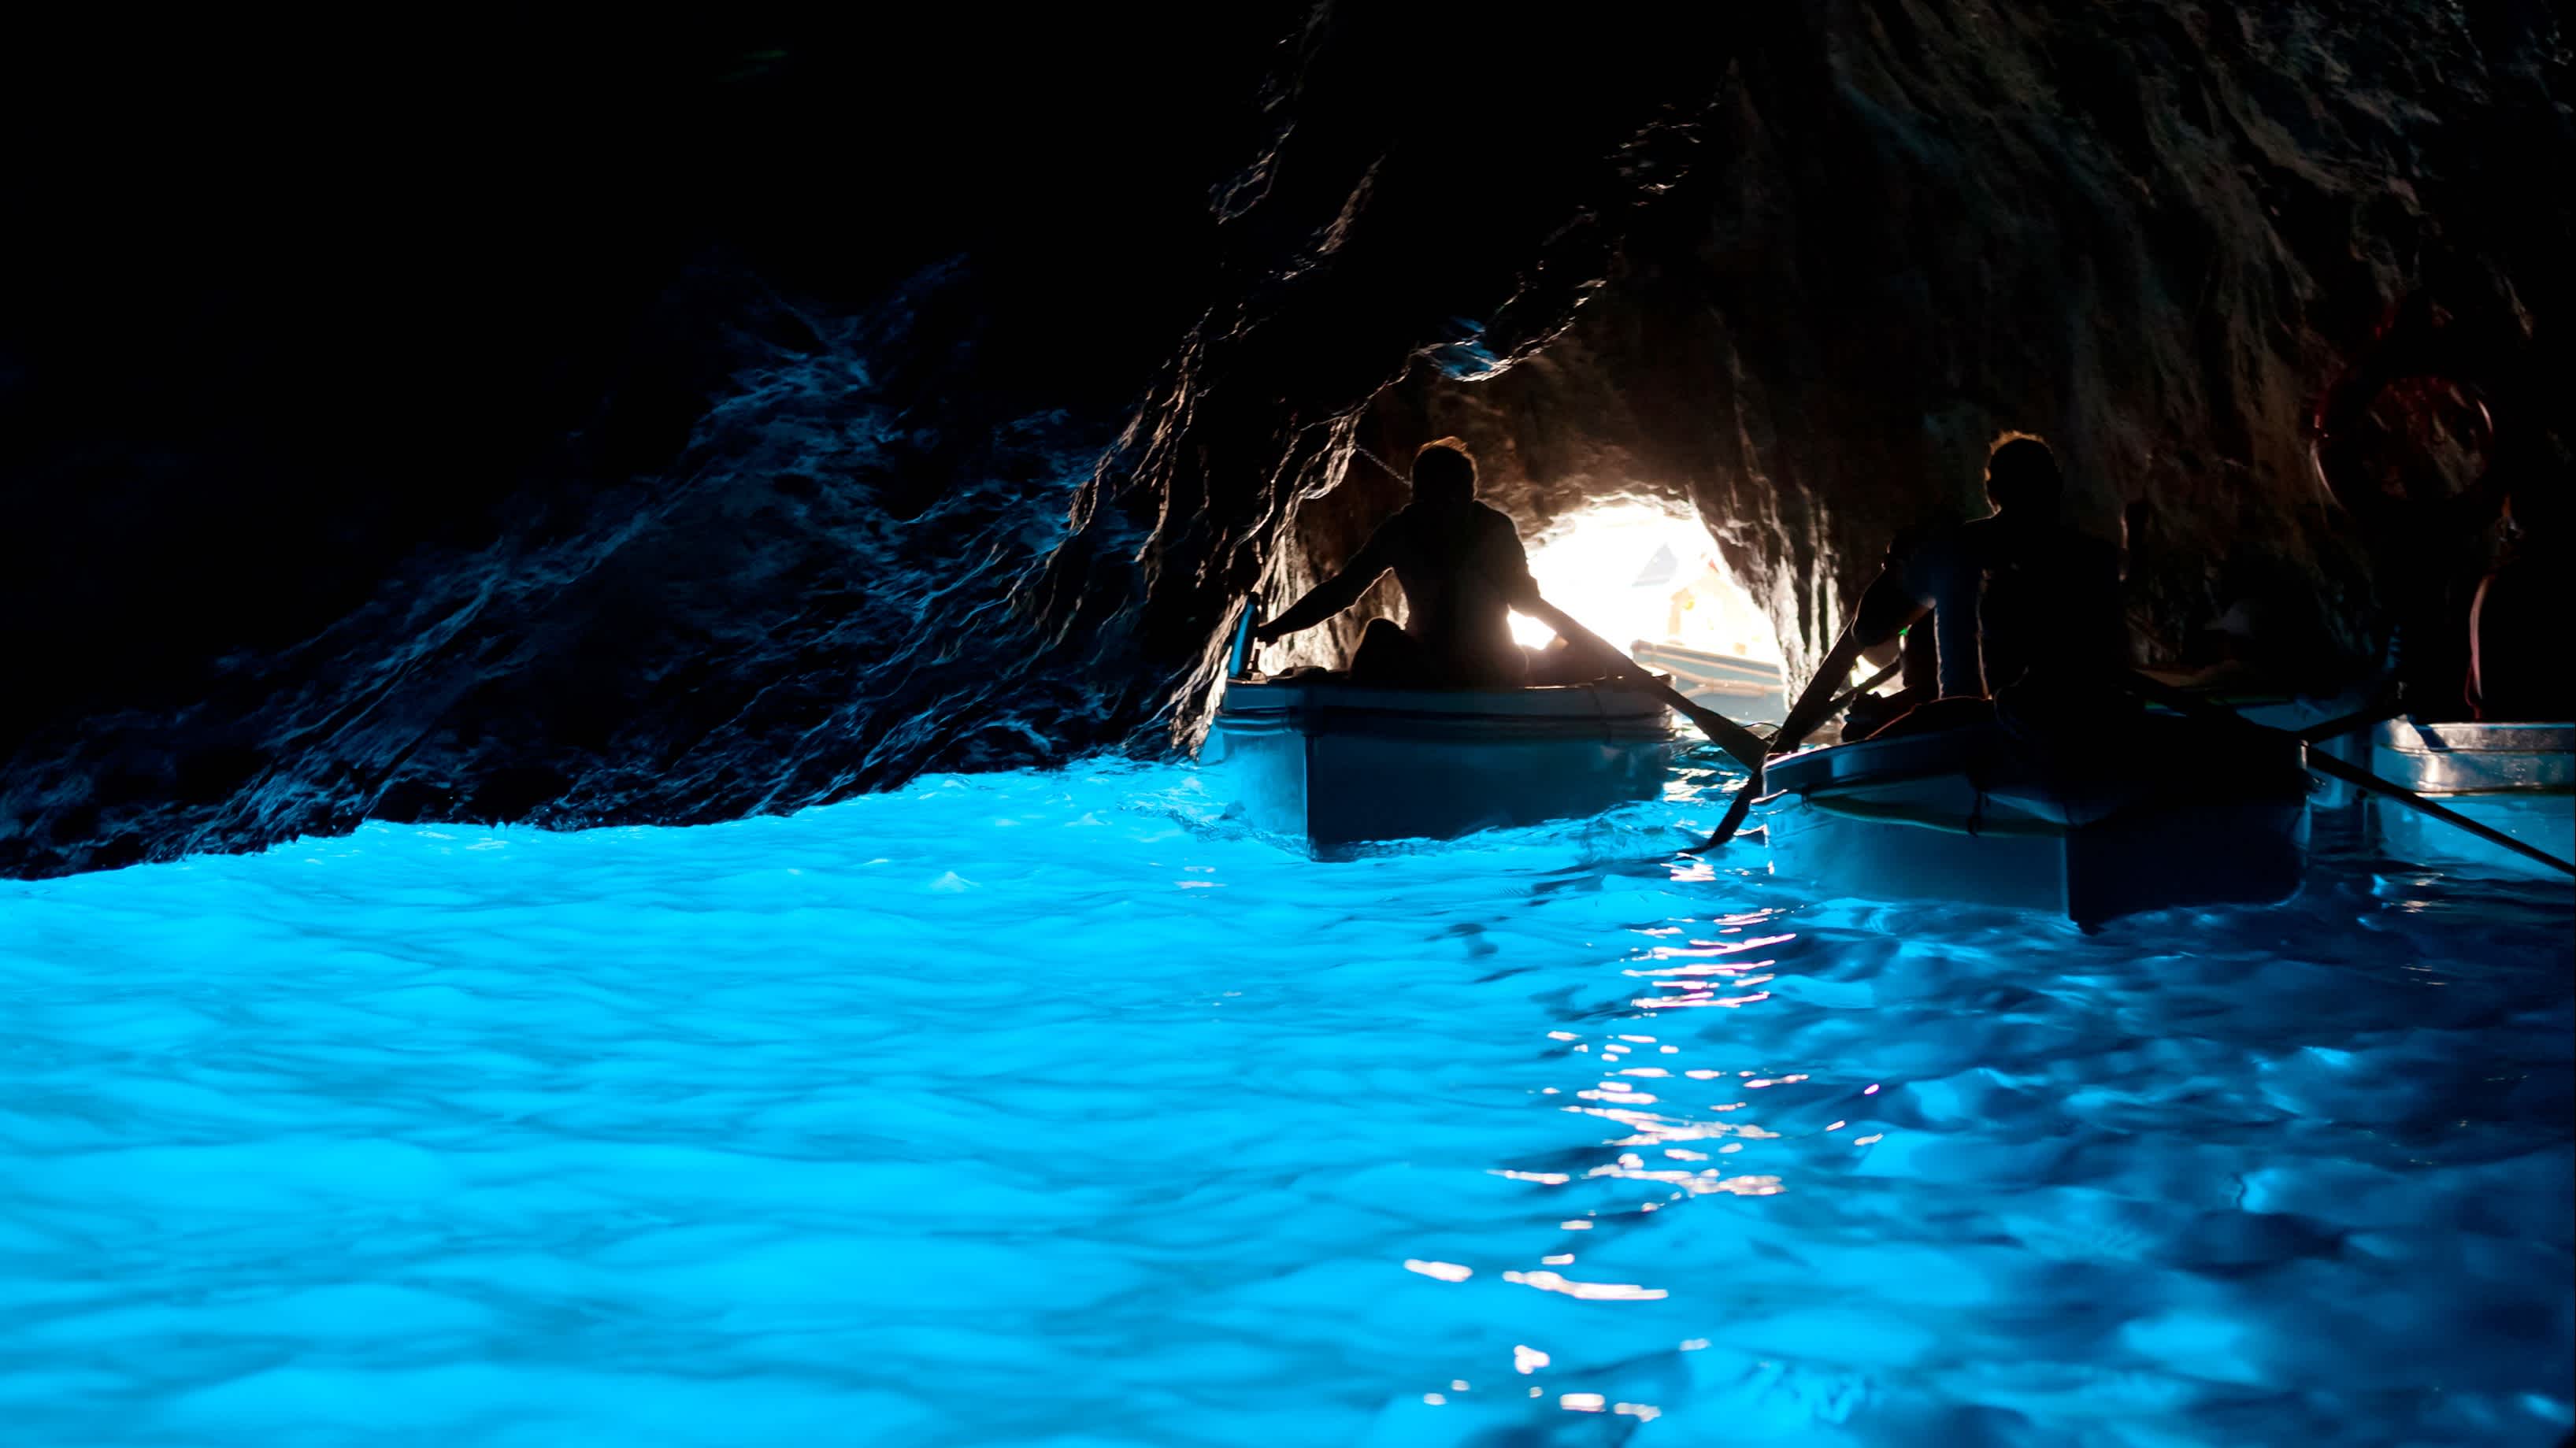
[1510,501,1781,668]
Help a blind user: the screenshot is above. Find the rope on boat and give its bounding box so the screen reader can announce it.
[1350,445,1410,483]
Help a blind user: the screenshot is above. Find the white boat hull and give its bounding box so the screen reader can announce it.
[1629,640,1786,723]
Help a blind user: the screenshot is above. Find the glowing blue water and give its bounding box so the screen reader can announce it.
[2,754,2569,1447]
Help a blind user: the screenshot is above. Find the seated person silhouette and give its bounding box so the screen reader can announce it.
[1844,432,2127,739]
[2469,476,2572,720]
[1254,438,1544,687]
[2309,291,2509,720]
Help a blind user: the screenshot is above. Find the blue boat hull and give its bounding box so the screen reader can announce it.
[1207,678,1673,854]
[1762,717,2311,926]
[2370,719,2574,880]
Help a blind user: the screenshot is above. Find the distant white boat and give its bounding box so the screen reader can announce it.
[1628,639,1787,724]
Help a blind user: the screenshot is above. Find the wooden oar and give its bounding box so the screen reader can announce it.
[1822,659,1904,721]
[1772,623,1874,760]
[2130,673,2575,879]
[2309,746,2574,876]
[1684,758,1766,855]
[1684,621,1885,854]
[1518,596,1770,772]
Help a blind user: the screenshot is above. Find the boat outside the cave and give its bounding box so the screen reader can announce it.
[2370,717,2574,880]
[1759,714,2311,926]
[1206,675,1673,854]
[1629,639,1787,724]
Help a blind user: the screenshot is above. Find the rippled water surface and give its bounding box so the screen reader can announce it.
[3,754,2570,1447]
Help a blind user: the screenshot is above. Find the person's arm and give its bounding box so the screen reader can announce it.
[2466,571,2493,720]
[1465,515,1770,768]
[2085,535,2131,673]
[1854,559,1932,651]
[1486,516,1544,610]
[1762,556,1933,747]
[1484,519,1636,670]
[1898,532,1983,698]
[1511,594,1619,668]
[1256,530,1390,642]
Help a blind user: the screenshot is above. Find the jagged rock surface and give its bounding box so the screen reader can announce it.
[1359,3,2572,691]
[3,3,2567,878]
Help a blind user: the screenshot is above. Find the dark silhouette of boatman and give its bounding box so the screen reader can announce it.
[1255,438,1543,687]
[2470,472,2572,720]
[2320,298,2570,724]
[1843,433,2126,739]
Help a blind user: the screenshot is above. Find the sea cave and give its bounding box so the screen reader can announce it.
[2,7,2570,1445]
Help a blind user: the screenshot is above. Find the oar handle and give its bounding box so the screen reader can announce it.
[1823,659,1904,721]
[1228,599,1261,679]
[1774,627,1870,755]
[1684,631,1887,855]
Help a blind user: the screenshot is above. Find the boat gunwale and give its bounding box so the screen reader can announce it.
[2374,718,2576,756]
[1213,710,1673,744]
[2374,785,2576,798]
[1766,717,2309,820]
[1216,677,1672,726]
[1783,792,2070,839]
[1626,641,1785,687]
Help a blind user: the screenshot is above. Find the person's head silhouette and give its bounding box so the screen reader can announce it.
[1411,437,1477,509]
[1984,432,2063,520]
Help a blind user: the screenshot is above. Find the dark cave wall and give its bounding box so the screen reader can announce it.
[0,6,1730,876]
[2,2,2567,880]
[1682,0,2569,692]
[1332,2,2572,694]
[2,260,1130,872]
[1018,8,1740,739]
[1,9,1274,876]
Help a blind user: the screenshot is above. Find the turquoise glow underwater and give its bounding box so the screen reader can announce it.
[2,752,2569,1446]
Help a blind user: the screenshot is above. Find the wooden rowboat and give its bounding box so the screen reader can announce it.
[2369,718,2574,880]
[1760,714,2311,926]
[1206,676,1673,855]
[1628,640,1788,723]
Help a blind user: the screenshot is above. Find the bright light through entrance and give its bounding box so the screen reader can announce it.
[1511,503,1781,662]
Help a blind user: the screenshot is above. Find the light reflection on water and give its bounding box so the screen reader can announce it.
[0,749,2568,1447]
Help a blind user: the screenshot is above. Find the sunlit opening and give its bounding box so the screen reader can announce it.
[1511,502,1781,662]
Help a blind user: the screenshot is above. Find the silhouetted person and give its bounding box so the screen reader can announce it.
[1844,433,2126,739]
[2455,310,2570,721]
[2311,291,2510,719]
[1255,438,1540,687]
[2469,480,2573,720]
